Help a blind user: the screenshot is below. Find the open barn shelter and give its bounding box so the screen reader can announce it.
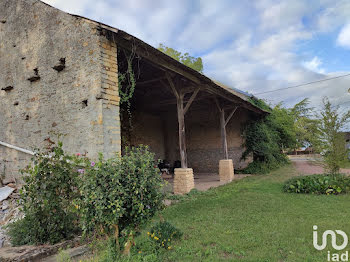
[111,29,268,193]
[0,0,267,194]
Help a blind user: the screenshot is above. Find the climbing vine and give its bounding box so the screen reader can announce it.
[118,49,137,109]
[118,48,139,149]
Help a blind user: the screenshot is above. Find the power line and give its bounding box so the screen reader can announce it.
[253,73,350,95]
[335,100,350,107]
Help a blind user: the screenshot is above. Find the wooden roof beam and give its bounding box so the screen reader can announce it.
[108,31,202,85]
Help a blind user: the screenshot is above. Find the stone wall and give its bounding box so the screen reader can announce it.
[0,0,121,181]
[185,105,251,173]
[125,104,252,173]
[126,111,166,161]
[99,37,121,159]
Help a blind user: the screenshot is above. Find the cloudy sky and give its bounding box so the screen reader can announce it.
[42,0,350,109]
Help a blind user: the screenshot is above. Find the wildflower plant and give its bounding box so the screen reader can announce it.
[148,221,183,249]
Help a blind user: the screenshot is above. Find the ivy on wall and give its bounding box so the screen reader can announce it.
[118,48,139,149]
[118,49,136,109]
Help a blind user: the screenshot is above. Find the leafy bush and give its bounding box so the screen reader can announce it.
[147,221,182,249]
[92,236,160,262]
[7,214,40,246]
[79,146,164,254]
[242,104,294,174]
[240,158,289,174]
[283,174,350,195]
[8,143,80,245]
[8,143,165,252]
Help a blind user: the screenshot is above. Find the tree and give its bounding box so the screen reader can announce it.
[158,44,203,73]
[317,98,350,174]
[242,101,296,173]
[290,98,320,152]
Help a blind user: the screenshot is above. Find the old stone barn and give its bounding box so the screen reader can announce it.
[0,0,267,194]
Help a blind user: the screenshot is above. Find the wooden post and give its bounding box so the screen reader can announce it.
[220,109,229,159]
[177,92,188,168]
[166,73,200,169]
[215,97,238,160]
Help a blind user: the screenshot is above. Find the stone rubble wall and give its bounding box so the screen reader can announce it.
[0,0,121,180]
[184,105,253,172]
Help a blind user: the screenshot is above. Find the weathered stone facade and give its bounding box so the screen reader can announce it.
[0,0,121,181]
[0,0,260,184]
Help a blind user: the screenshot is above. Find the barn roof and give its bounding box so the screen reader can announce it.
[40,0,268,114]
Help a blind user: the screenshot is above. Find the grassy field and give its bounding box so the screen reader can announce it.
[91,164,350,261]
[340,160,350,169]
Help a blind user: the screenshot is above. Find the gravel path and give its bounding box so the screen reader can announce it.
[292,159,350,175]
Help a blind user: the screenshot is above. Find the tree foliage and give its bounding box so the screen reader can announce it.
[290,98,320,151]
[243,96,350,174]
[158,44,203,73]
[242,101,296,173]
[317,98,350,173]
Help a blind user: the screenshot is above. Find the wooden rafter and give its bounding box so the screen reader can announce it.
[225,107,238,126]
[184,87,200,115]
[136,76,166,86]
[155,93,211,107]
[102,29,266,115]
[165,73,179,99]
[110,31,202,84]
[214,97,222,112]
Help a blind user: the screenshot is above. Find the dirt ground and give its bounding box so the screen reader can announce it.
[163,173,251,193]
[290,156,350,175]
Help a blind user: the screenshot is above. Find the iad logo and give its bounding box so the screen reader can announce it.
[313,225,349,261]
[313,225,348,250]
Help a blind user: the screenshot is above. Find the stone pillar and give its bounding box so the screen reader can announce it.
[219,159,234,183]
[173,168,195,195]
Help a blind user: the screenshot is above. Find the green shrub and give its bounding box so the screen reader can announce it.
[79,146,164,254]
[56,249,72,262]
[242,103,295,174]
[96,236,160,262]
[98,237,121,262]
[7,214,38,246]
[239,158,289,174]
[8,143,165,251]
[283,174,350,195]
[147,221,182,250]
[8,143,80,245]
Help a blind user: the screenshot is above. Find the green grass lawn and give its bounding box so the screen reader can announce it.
[92,164,350,261]
[340,160,350,169]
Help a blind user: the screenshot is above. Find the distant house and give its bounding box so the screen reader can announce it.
[0,0,267,194]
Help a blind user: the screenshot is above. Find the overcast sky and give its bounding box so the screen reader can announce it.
[42,0,350,110]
